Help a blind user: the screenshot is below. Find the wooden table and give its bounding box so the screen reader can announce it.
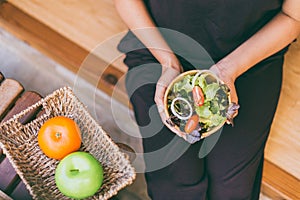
[0,0,129,107]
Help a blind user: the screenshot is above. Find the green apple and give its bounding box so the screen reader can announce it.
[55,151,104,199]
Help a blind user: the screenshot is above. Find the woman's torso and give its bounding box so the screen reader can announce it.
[145,0,283,61]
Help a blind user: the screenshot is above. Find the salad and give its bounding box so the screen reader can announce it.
[165,70,230,136]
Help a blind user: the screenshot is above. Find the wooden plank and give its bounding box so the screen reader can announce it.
[0,190,13,200]
[0,2,87,75]
[76,53,130,107]
[1,91,42,124]
[0,90,40,199]
[0,2,130,107]
[261,182,291,200]
[0,157,19,194]
[0,79,24,120]
[6,0,128,73]
[262,159,300,200]
[10,181,32,200]
[265,37,300,179]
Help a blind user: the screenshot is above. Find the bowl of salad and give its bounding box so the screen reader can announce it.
[164,70,230,139]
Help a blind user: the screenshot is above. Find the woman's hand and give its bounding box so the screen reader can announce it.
[154,64,203,144]
[115,0,197,141]
[210,63,240,125]
[154,66,183,135]
[208,0,300,125]
[210,63,238,104]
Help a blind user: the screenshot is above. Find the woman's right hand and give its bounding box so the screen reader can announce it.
[154,65,183,134]
[154,63,203,144]
[114,0,203,143]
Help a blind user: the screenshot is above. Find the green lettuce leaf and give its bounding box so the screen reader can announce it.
[195,104,212,119]
[210,100,220,114]
[203,82,219,101]
[210,114,226,126]
[195,75,207,88]
[172,75,193,94]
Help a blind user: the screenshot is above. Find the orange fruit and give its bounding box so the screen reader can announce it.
[38,116,82,160]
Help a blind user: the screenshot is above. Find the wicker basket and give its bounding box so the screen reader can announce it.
[0,87,136,200]
[164,70,230,139]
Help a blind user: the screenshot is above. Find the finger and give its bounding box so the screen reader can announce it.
[169,126,186,138]
[155,83,166,102]
[228,82,238,105]
[154,86,166,126]
[155,66,180,104]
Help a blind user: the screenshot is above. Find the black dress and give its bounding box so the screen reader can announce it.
[118,0,288,199]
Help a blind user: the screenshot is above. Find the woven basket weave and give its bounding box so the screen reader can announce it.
[0,87,136,200]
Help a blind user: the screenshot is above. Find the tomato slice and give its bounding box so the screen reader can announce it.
[184,114,199,133]
[192,86,204,106]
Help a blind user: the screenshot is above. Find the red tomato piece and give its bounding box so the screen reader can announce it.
[192,86,205,106]
[184,114,199,134]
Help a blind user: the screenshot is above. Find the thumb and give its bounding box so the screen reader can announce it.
[227,81,238,104]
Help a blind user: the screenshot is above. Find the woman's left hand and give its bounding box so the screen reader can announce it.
[210,64,238,104]
[210,64,240,125]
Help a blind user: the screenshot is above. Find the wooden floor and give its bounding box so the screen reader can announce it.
[0,0,299,199]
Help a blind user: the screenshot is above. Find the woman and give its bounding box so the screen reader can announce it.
[114,0,300,199]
